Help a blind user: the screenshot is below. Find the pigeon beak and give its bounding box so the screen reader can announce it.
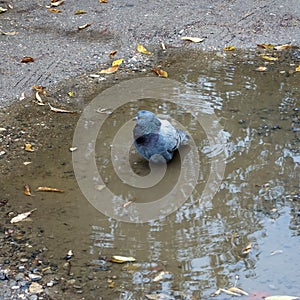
[132,117,137,121]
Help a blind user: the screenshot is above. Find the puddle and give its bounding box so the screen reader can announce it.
[0,48,299,299]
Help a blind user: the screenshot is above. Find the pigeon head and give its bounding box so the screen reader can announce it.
[135,110,161,126]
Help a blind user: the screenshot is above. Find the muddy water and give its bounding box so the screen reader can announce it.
[1,49,299,299]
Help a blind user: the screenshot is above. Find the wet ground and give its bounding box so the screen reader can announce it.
[0,47,299,299]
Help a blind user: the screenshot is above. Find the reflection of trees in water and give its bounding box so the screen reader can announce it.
[90,51,299,299]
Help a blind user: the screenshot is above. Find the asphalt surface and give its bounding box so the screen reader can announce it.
[0,0,300,106]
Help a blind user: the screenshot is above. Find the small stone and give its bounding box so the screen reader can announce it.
[15,273,25,281]
[29,295,38,300]
[29,282,43,294]
[29,273,42,282]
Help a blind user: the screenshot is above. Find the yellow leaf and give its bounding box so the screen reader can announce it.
[74,9,86,15]
[295,66,300,72]
[228,287,249,296]
[181,36,204,43]
[36,187,64,193]
[32,85,47,96]
[223,46,236,51]
[99,65,119,74]
[242,243,252,254]
[111,255,136,263]
[48,8,61,13]
[152,68,168,78]
[112,58,123,66]
[25,143,34,152]
[260,54,278,61]
[274,43,292,50]
[257,43,274,49]
[68,91,75,97]
[99,0,108,2]
[136,43,152,55]
[0,6,8,13]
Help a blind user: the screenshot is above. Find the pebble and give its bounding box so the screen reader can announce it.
[15,273,25,281]
[29,282,43,294]
[29,273,42,282]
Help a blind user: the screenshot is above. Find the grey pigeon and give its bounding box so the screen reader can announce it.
[133,110,190,162]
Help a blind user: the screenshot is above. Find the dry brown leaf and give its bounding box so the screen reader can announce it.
[99,65,119,74]
[35,92,45,105]
[260,54,278,61]
[99,0,108,3]
[257,43,274,49]
[36,186,64,193]
[48,8,61,13]
[21,56,34,63]
[220,289,240,296]
[24,184,32,196]
[136,43,152,55]
[256,66,267,72]
[74,9,87,15]
[32,85,47,96]
[48,103,77,113]
[152,68,168,78]
[223,46,236,51]
[274,43,292,50]
[25,143,34,152]
[10,209,37,224]
[19,92,26,101]
[78,23,91,30]
[123,200,134,208]
[181,36,204,43]
[109,50,117,58]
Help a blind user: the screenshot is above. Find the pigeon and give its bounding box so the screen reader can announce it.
[133,110,190,162]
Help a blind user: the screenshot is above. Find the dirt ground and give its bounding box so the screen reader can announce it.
[1,0,300,106]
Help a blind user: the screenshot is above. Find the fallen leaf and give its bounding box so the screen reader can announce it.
[111,255,136,263]
[99,65,119,74]
[99,0,108,3]
[274,44,292,50]
[228,287,249,296]
[223,46,236,51]
[74,9,87,15]
[19,92,26,101]
[136,43,152,55]
[89,74,101,78]
[23,162,32,166]
[25,143,34,152]
[153,271,172,282]
[112,58,123,66]
[123,200,134,208]
[0,31,18,36]
[35,92,45,105]
[295,66,300,72]
[67,91,75,97]
[257,43,274,49]
[256,66,267,72]
[95,184,105,191]
[10,209,37,223]
[109,50,117,58]
[210,289,222,297]
[220,288,240,296]
[265,296,300,300]
[50,0,64,7]
[152,68,168,78]
[48,8,61,13]
[32,85,47,96]
[145,294,174,300]
[69,147,78,152]
[36,187,64,193]
[0,6,7,13]
[181,36,204,43]
[78,23,91,30]
[270,250,283,256]
[24,184,32,196]
[21,56,34,63]
[260,54,278,61]
[48,103,77,113]
[242,243,252,255]
[161,42,166,50]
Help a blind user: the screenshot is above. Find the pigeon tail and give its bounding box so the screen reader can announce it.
[177,129,190,146]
